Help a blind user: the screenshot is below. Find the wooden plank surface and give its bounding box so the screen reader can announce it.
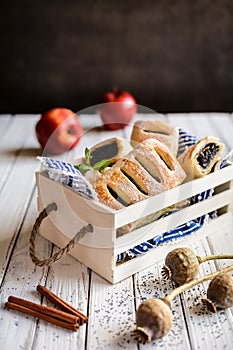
[0,113,233,349]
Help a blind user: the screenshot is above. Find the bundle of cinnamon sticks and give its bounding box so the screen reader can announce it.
[5,285,88,331]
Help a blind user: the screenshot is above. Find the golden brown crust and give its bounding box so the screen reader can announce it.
[94,163,148,210]
[93,138,186,210]
[178,136,225,182]
[94,182,124,210]
[129,138,186,190]
[131,120,179,156]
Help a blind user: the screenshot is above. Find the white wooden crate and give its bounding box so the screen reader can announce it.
[36,164,233,284]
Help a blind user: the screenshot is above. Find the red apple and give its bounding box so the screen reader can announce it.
[98,89,137,130]
[36,107,83,155]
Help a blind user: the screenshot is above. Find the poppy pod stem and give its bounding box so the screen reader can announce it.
[165,264,233,304]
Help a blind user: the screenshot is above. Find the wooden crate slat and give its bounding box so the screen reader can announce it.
[114,165,233,227]
[115,188,233,255]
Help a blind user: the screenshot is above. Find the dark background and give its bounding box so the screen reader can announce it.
[0,0,232,114]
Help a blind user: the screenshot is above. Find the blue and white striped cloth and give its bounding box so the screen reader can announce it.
[37,157,98,200]
[116,128,217,263]
[177,128,198,156]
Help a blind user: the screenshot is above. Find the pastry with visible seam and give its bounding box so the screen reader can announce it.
[177,136,225,182]
[131,120,179,156]
[128,138,186,190]
[93,138,186,211]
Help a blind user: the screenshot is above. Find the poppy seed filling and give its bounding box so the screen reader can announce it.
[90,141,118,166]
[196,143,220,169]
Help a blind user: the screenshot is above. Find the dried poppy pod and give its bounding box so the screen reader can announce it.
[161,247,201,285]
[202,272,233,312]
[133,264,233,344]
[161,247,233,285]
[133,298,173,343]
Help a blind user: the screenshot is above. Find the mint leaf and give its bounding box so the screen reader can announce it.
[74,148,110,174]
[93,159,110,171]
[74,164,91,174]
[85,147,92,165]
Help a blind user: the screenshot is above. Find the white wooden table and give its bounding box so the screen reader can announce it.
[0,113,233,350]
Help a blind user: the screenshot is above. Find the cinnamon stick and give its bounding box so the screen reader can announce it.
[37,285,88,324]
[7,296,79,324]
[5,298,79,331]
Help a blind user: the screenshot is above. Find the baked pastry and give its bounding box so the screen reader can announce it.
[128,138,186,190]
[131,120,179,156]
[178,136,225,182]
[93,138,186,211]
[88,137,133,166]
[78,137,132,187]
[93,158,150,210]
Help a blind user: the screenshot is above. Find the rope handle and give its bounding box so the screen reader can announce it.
[29,202,93,267]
